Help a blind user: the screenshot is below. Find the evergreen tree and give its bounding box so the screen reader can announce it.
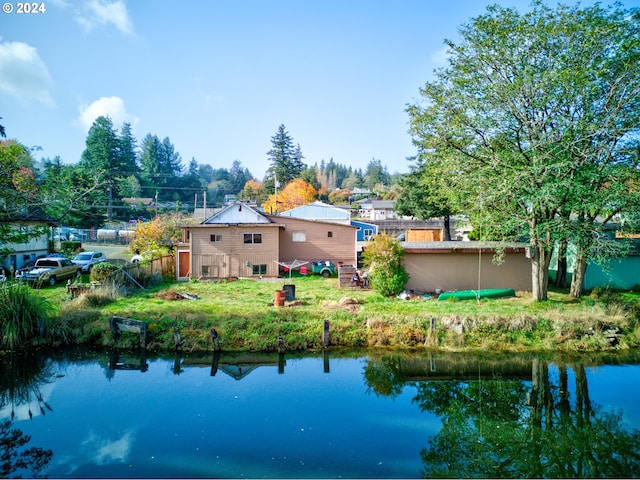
[264,124,305,193]
[118,122,138,177]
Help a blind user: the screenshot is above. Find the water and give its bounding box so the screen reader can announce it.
[2,348,640,478]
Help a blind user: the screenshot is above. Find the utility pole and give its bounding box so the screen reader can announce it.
[274,173,279,214]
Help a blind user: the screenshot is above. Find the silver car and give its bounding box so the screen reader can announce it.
[71,251,107,273]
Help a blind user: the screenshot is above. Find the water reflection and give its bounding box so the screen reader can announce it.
[0,352,54,477]
[1,348,639,478]
[364,351,640,478]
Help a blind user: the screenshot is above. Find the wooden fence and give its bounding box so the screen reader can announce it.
[104,255,175,288]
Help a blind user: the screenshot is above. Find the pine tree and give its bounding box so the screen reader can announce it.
[264,124,305,193]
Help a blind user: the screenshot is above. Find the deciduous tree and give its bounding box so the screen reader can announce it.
[262,178,317,213]
[406,1,640,300]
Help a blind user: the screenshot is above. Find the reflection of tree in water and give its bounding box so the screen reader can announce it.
[364,354,640,478]
[1,420,52,478]
[0,352,54,477]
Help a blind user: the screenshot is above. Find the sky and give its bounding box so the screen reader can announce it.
[2,0,639,180]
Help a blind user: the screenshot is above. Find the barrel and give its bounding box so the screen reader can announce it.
[274,289,286,307]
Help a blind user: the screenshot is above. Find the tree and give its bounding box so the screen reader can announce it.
[0,141,50,247]
[118,122,138,177]
[360,233,409,297]
[363,158,390,192]
[406,1,640,301]
[79,116,121,180]
[395,155,456,240]
[129,212,199,256]
[240,179,266,204]
[139,134,186,200]
[40,159,107,228]
[264,125,305,193]
[262,178,317,213]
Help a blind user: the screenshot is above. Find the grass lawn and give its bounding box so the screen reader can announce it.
[31,273,640,353]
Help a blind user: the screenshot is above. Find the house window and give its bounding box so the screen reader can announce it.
[201,265,210,276]
[364,228,374,239]
[327,231,333,238]
[210,234,222,242]
[244,233,262,244]
[292,231,306,242]
[252,264,267,275]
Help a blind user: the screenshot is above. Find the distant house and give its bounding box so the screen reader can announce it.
[357,199,397,220]
[178,201,357,280]
[351,220,378,241]
[278,201,351,225]
[401,241,531,293]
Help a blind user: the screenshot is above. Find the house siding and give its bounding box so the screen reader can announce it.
[402,244,531,293]
[267,215,357,267]
[189,224,281,278]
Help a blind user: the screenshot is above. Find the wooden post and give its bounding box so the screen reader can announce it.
[323,350,330,373]
[173,330,182,350]
[277,336,285,353]
[210,350,221,376]
[323,320,330,348]
[109,316,148,349]
[278,352,285,374]
[210,328,220,351]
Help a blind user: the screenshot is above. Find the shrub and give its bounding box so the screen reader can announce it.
[60,240,82,255]
[361,233,410,297]
[0,283,49,350]
[90,262,120,283]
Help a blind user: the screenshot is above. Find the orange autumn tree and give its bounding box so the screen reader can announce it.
[262,178,317,213]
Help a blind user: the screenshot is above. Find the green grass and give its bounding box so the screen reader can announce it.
[16,275,640,353]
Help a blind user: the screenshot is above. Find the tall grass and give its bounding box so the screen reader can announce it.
[0,284,49,350]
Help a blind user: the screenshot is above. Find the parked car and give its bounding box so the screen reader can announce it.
[71,251,107,273]
[20,257,82,286]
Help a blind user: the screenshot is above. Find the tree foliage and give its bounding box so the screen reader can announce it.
[406,1,640,300]
[264,125,306,193]
[262,178,317,213]
[360,233,409,296]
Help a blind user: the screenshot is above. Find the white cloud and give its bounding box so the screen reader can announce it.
[77,96,139,131]
[0,41,54,104]
[81,430,134,465]
[430,45,451,69]
[76,0,133,35]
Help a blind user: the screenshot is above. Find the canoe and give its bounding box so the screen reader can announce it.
[437,288,516,301]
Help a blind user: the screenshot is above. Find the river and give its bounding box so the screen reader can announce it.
[2,348,639,478]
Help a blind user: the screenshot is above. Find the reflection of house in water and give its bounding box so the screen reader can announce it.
[377,353,535,382]
[181,352,285,379]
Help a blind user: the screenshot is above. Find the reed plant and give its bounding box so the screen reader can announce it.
[0,283,49,350]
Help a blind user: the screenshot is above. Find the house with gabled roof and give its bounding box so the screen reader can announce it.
[177,201,357,280]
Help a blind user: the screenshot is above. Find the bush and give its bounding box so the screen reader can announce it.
[90,262,120,283]
[60,240,82,255]
[0,283,49,350]
[361,234,410,297]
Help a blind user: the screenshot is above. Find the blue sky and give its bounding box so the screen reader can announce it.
[2,0,639,180]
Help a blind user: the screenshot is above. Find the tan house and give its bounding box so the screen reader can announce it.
[401,241,531,293]
[177,202,357,280]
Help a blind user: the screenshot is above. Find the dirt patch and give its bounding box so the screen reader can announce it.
[156,289,199,301]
